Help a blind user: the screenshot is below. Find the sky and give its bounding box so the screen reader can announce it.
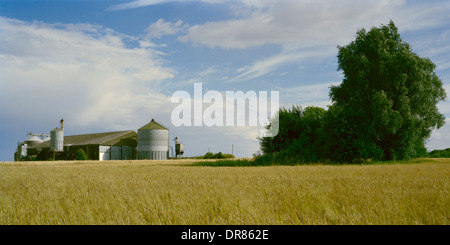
[1,0,450,161]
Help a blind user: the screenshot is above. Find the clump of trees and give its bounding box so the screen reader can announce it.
[258,21,446,164]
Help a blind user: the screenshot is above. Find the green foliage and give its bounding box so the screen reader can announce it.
[193,156,436,167]
[323,104,384,163]
[203,152,235,159]
[215,152,224,159]
[203,152,214,159]
[254,21,446,164]
[258,105,326,163]
[75,149,88,161]
[327,20,446,162]
[429,148,450,158]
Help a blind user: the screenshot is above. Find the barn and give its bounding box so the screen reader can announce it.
[27,130,138,161]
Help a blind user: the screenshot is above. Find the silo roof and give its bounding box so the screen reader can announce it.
[139,119,168,130]
[25,136,44,142]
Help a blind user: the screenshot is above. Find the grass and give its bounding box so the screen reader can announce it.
[0,158,449,225]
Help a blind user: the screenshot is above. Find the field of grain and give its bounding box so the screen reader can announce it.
[0,159,449,225]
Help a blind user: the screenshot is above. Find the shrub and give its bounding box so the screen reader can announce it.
[204,152,214,159]
[214,152,223,159]
[258,105,327,164]
[75,149,88,160]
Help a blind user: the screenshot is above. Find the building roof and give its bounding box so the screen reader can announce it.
[30,130,137,149]
[138,119,168,130]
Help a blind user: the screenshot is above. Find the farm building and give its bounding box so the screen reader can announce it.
[27,130,138,161]
[16,119,174,161]
[137,119,169,160]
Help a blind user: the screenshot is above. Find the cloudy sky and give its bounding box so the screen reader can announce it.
[1,0,449,161]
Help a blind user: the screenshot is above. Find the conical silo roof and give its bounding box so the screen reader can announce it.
[25,136,44,143]
[139,119,168,130]
[25,135,44,147]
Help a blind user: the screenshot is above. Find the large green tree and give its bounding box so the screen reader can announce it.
[327,21,446,161]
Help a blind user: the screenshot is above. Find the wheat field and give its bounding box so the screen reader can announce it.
[0,159,448,225]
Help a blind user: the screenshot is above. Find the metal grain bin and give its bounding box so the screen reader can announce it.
[137,119,169,160]
[50,128,64,151]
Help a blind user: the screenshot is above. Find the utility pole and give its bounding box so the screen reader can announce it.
[232,144,234,156]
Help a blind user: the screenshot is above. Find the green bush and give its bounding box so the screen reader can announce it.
[203,152,214,159]
[258,105,327,164]
[75,149,88,160]
[214,152,223,159]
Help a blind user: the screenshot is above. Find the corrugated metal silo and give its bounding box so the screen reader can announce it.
[138,119,169,160]
[50,128,64,151]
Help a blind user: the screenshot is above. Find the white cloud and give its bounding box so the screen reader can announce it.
[229,52,300,82]
[0,17,175,130]
[392,1,450,31]
[279,81,339,109]
[427,118,450,150]
[179,0,409,49]
[178,0,450,81]
[145,19,186,39]
[228,46,335,82]
[107,0,226,11]
[107,0,171,11]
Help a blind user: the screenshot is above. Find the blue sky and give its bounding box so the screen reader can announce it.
[1,0,450,161]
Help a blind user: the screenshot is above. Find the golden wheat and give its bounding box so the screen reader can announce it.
[0,159,448,224]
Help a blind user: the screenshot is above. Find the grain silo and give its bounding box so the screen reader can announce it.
[137,119,169,160]
[50,119,64,152]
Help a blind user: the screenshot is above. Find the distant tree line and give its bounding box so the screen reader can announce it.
[258,21,447,164]
[203,152,235,159]
[186,152,235,160]
[428,149,450,158]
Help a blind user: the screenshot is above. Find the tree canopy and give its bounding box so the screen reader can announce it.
[258,105,326,164]
[327,20,446,161]
[258,21,446,164]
